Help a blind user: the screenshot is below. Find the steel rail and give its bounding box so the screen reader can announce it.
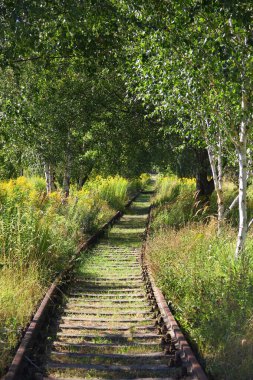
[141,206,208,380]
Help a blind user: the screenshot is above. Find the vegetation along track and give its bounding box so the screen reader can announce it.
[4,191,207,380]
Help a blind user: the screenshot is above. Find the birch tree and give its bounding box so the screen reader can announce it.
[116,0,253,256]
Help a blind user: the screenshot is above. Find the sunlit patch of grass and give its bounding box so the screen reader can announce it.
[151,176,200,229]
[0,264,46,372]
[72,174,149,213]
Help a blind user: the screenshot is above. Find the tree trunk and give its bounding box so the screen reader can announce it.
[207,136,224,233]
[195,171,214,198]
[217,135,224,222]
[50,169,57,192]
[235,90,248,258]
[223,149,252,219]
[78,175,89,190]
[44,163,57,194]
[63,171,71,198]
[235,137,247,258]
[195,148,214,202]
[44,163,51,195]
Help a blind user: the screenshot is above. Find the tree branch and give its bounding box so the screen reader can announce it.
[223,194,239,218]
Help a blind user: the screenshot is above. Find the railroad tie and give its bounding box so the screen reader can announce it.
[41,192,192,380]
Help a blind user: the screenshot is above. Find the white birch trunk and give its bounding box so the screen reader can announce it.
[217,134,224,225]
[44,163,56,194]
[205,122,224,232]
[235,91,248,258]
[44,163,51,195]
[223,164,252,219]
[227,20,249,257]
[207,144,224,232]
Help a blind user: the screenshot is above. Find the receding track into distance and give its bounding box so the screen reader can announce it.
[3,190,207,380]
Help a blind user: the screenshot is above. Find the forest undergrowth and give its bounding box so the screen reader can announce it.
[0,174,148,375]
[148,176,253,380]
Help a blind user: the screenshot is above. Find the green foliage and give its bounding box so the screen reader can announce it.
[0,61,160,180]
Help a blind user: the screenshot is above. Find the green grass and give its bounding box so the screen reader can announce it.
[148,175,253,380]
[0,174,149,376]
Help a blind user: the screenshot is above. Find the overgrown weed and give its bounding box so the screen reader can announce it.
[0,174,148,375]
[148,176,253,379]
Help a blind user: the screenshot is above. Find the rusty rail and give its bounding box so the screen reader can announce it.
[3,191,141,380]
[141,206,208,380]
[4,188,208,380]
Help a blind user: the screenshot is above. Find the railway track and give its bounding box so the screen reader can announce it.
[3,191,208,380]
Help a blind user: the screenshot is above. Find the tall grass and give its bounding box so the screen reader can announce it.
[152,176,212,229]
[80,175,129,212]
[0,266,44,372]
[0,174,148,375]
[148,176,253,379]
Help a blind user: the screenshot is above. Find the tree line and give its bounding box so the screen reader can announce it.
[1,0,253,257]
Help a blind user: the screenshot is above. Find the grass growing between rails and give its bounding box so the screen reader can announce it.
[148,176,253,380]
[0,174,148,375]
